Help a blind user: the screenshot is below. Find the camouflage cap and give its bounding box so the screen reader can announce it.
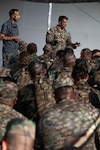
[0,68,11,78]
[5,118,36,140]
[0,81,18,103]
[18,41,27,51]
[53,73,74,90]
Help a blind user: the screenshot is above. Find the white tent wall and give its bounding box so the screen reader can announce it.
[0,0,100,67]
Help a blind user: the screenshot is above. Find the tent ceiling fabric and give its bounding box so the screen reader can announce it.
[21,0,100,3]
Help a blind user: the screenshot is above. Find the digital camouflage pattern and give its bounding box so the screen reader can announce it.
[4,118,36,141]
[74,81,100,108]
[35,78,55,116]
[53,67,74,89]
[8,41,27,65]
[93,67,100,91]
[0,80,18,103]
[46,25,72,52]
[18,40,27,51]
[39,99,100,150]
[53,68,74,90]
[0,68,11,78]
[0,104,25,143]
[39,54,54,69]
[86,59,99,74]
[16,67,33,89]
[14,83,39,121]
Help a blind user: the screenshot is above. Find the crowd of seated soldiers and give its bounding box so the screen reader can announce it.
[0,40,100,150]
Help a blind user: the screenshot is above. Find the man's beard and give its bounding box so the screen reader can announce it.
[13,18,17,22]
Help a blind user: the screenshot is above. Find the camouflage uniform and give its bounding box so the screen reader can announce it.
[35,78,55,117]
[39,54,54,69]
[39,99,100,150]
[0,104,25,143]
[46,25,72,53]
[0,81,26,143]
[74,81,100,108]
[93,67,100,91]
[49,59,63,73]
[0,68,11,80]
[14,83,39,122]
[55,67,74,85]
[8,41,27,66]
[16,66,33,89]
[31,55,40,62]
[9,62,27,78]
[86,58,99,74]
[9,63,33,89]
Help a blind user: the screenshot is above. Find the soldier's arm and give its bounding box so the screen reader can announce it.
[66,32,80,49]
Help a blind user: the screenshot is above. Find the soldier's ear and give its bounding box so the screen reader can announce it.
[2,140,8,150]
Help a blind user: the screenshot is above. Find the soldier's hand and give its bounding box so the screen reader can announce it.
[56,39,63,43]
[75,42,81,47]
[12,36,21,42]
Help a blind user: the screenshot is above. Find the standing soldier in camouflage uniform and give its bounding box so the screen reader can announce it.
[46,15,80,55]
[39,76,100,150]
[0,81,26,145]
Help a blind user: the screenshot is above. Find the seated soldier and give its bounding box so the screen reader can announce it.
[27,42,40,62]
[2,118,35,150]
[39,76,100,150]
[28,61,55,117]
[14,61,55,150]
[72,67,100,108]
[57,51,76,82]
[8,40,27,66]
[80,48,98,75]
[39,44,55,69]
[0,81,25,144]
[9,51,32,89]
[49,49,64,72]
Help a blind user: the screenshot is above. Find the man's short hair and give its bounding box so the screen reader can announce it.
[19,51,31,63]
[9,9,19,18]
[58,16,68,22]
[54,85,74,102]
[3,118,36,150]
[72,67,88,82]
[28,61,46,79]
[63,52,76,65]
[27,43,37,54]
